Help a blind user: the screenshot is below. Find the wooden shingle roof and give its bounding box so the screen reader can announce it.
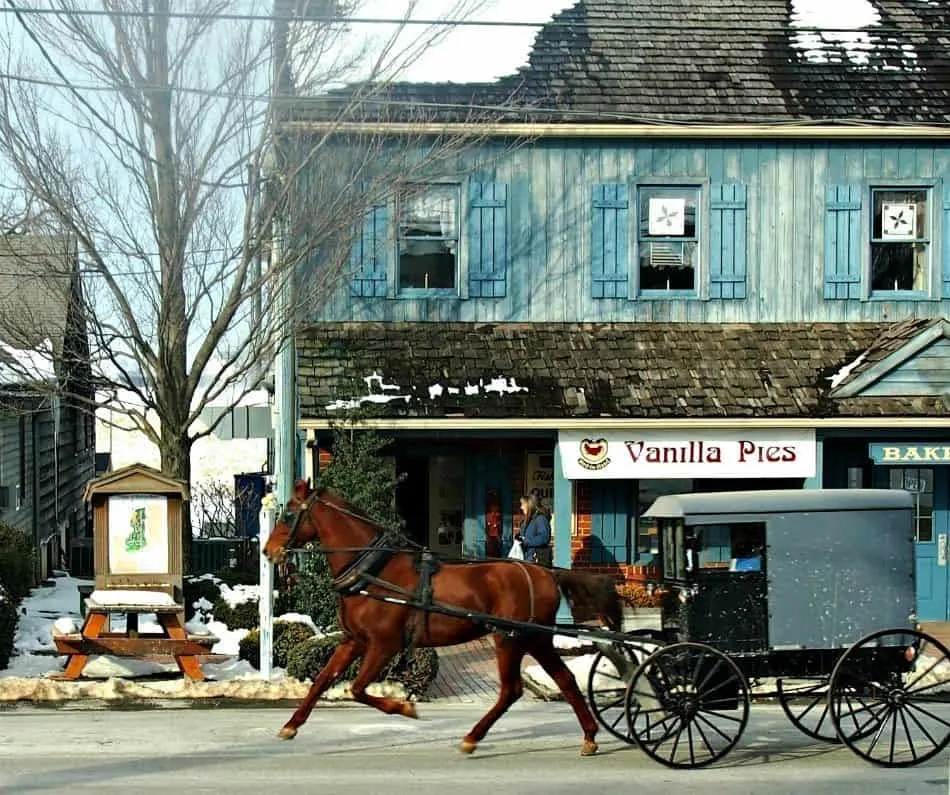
[296,321,917,421]
[289,0,950,126]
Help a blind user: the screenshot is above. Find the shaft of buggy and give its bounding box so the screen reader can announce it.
[355,588,663,650]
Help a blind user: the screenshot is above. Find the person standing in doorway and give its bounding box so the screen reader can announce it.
[517,493,552,567]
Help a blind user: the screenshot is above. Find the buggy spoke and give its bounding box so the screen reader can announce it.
[905,655,944,693]
[903,700,940,748]
[905,700,950,730]
[695,712,735,743]
[865,708,894,757]
[698,707,744,724]
[687,721,696,766]
[692,718,717,759]
[898,707,919,761]
[696,657,725,693]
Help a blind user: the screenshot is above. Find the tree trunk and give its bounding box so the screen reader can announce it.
[160,433,193,573]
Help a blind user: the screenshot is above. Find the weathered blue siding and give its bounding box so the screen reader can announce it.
[863,337,950,396]
[315,139,950,323]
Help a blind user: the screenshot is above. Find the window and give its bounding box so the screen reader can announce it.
[397,184,459,291]
[636,478,692,557]
[637,186,699,294]
[693,522,766,572]
[870,188,930,294]
[874,467,934,543]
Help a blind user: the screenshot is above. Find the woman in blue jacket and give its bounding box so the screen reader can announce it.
[516,493,552,567]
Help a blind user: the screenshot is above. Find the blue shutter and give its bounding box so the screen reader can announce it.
[943,184,950,298]
[591,183,629,298]
[348,202,389,297]
[823,184,863,300]
[468,181,508,297]
[590,481,631,564]
[709,183,748,299]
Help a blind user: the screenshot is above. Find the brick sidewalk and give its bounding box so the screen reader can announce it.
[427,637,542,703]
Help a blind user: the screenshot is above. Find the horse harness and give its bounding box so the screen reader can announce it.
[284,492,537,636]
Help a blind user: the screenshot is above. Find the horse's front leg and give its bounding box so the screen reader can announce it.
[279,637,362,739]
[347,642,419,719]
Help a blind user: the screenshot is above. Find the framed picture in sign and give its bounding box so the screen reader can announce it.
[107,493,170,575]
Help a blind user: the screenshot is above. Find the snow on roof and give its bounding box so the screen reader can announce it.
[0,338,56,385]
[326,374,528,412]
[789,0,920,70]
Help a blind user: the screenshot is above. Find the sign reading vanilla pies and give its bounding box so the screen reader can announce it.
[558,429,817,480]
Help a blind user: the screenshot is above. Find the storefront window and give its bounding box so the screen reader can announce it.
[873,467,933,543]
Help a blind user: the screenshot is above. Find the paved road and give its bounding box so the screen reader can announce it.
[0,701,948,794]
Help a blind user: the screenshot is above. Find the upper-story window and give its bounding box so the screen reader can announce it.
[637,186,699,294]
[870,187,930,294]
[396,183,459,292]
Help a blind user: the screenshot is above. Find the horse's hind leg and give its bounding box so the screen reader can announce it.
[528,636,600,756]
[279,637,362,739]
[348,642,419,719]
[459,635,526,755]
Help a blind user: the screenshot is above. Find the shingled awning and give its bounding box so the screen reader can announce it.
[294,322,939,422]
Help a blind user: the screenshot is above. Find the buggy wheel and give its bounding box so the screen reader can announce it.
[829,628,950,767]
[624,642,750,769]
[777,679,838,743]
[587,642,652,744]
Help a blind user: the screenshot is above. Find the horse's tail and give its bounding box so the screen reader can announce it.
[551,569,624,633]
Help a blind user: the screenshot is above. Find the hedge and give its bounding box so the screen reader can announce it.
[0,522,36,604]
[0,585,17,670]
[211,590,296,631]
[238,620,316,670]
[286,633,440,699]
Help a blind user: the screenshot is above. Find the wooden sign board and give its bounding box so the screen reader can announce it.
[84,463,189,605]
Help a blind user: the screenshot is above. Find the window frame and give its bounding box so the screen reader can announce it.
[630,176,710,301]
[862,178,942,302]
[393,180,464,300]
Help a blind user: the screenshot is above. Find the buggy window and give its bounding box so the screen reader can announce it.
[691,522,766,573]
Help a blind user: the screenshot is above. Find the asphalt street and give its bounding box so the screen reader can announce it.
[0,701,948,795]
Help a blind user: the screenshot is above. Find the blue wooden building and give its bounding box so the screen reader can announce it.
[281,0,950,620]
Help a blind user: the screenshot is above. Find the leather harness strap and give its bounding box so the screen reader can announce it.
[512,560,536,624]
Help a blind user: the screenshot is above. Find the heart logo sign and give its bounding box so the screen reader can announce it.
[578,438,610,471]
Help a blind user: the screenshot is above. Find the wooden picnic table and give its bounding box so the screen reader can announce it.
[51,591,218,681]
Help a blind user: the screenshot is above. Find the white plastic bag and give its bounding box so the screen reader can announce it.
[508,538,525,560]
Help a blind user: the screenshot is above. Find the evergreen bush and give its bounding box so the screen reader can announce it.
[238,620,316,670]
[183,576,221,620]
[211,596,260,630]
[0,523,36,604]
[290,425,407,632]
[286,633,440,699]
[0,585,16,670]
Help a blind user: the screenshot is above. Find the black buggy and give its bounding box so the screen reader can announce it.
[584,488,950,769]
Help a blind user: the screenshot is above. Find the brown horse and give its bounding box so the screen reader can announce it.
[262,479,624,756]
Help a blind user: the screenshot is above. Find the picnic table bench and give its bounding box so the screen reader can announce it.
[50,589,218,681]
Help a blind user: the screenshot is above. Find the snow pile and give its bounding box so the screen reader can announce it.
[5,574,88,664]
[217,582,259,608]
[88,590,177,608]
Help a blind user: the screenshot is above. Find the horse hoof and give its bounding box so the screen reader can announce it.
[459,739,477,754]
[278,726,298,740]
[581,740,598,757]
[401,702,418,719]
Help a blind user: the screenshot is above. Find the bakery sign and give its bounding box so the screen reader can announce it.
[558,429,817,480]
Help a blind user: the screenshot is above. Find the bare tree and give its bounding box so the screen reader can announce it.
[0,0,516,568]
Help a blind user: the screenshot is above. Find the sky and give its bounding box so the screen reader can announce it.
[341,0,577,83]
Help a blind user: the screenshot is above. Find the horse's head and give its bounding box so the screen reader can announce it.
[263,478,317,564]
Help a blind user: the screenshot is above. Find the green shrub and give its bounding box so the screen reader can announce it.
[286,633,440,698]
[238,620,316,670]
[0,523,35,604]
[291,550,340,632]
[211,596,260,630]
[0,585,17,670]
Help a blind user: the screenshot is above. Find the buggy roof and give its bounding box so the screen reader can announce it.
[642,489,914,519]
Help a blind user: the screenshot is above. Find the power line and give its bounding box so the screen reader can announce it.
[0,4,944,38]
